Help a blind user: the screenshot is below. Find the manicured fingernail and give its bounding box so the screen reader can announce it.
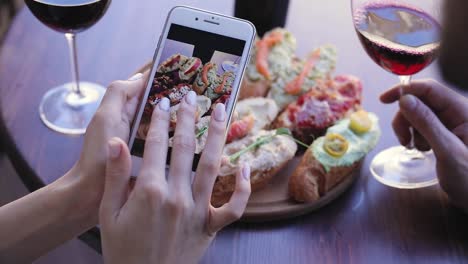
[185,90,197,106]
[213,103,226,122]
[128,72,143,81]
[400,94,416,110]
[242,163,250,181]
[108,138,121,159]
[159,97,170,111]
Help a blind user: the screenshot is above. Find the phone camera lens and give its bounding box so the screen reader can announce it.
[195,17,199,21]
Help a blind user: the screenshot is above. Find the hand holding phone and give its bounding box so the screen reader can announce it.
[100,94,251,264]
[128,6,255,174]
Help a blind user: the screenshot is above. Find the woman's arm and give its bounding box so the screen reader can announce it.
[0,166,95,263]
[0,72,148,262]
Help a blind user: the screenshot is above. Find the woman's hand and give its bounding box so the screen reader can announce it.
[64,72,148,222]
[99,91,251,264]
[380,80,468,211]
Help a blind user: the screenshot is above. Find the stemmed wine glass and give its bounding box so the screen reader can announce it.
[25,0,111,135]
[351,0,441,188]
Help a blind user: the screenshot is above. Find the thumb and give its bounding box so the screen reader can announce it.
[399,94,458,156]
[100,137,132,221]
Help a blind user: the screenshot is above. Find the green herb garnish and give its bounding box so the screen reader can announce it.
[196,126,208,138]
[228,128,309,163]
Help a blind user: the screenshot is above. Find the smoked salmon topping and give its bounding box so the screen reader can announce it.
[285,49,321,95]
[256,31,284,79]
[226,114,255,143]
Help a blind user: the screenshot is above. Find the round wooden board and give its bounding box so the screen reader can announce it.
[240,156,360,222]
[136,61,360,222]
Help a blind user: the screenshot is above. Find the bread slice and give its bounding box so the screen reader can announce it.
[234,97,279,133]
[211,160,289,207]
[211,130,297,207]
[288,149,361,203]
[238,78,271,100]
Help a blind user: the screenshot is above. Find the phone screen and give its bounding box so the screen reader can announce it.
[130,23,247,161]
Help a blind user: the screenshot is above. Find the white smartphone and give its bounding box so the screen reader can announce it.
[128,6,256,175]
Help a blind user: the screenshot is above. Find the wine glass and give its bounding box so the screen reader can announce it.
[351,0,441,188]
[25,0,111,135]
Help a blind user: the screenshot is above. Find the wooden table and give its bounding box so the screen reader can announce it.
[1,0,468,263]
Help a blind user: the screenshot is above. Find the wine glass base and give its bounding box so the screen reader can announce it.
[39,82,105,135]
[370,146,438,189]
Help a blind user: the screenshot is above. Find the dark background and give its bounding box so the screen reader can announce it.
[168,24,245,63]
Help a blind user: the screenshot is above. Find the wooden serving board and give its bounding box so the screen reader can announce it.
[241,156,360,222]
[136,61,360,222]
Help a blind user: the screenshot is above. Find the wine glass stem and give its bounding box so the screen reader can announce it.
[398,75,415,149]
[65,33,82,97]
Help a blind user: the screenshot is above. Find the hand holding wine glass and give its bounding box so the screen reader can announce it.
[351,0,442,188]
[25,0,111,134]
[381,80,468,211]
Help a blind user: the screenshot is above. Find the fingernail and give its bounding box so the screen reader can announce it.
[242,163,250,181]
[185,90,197,106]
[400,94,416,110]
[213,103,226,122]
[108,138,121,159]
[128,72,143,81]
[159,97,170,111]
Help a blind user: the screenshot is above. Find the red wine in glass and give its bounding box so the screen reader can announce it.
[24,0,111,135]
[355,4,440,76]
[25,0,110,33]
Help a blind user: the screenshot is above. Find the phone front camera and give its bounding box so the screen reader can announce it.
[195,17,199,21]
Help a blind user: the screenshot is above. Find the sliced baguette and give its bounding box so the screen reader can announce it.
[211,160,290,207]
[289,149,361,203]
[211,130,297,207]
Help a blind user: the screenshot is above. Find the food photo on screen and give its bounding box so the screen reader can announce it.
[131,24,246,157]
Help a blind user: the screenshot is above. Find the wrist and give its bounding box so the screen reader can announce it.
[54,164,101,227]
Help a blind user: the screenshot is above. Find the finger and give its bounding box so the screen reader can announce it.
[392,111,411,146]
[413,129,431,152]
[126,70,151,98]
[100,72,148,112]
[381,80,468,134]
[380,79,441,104]
[140,97,170,183]
[100,137,132,222]
[193,103,227,206]
[392,112,431,151]
[399,94,460,156]
[452,123,468,145]
[126,71,151,125]
[209,164,251,234]
[168,91,197,194]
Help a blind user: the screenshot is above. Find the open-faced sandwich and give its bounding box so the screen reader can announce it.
[157,53,188,74]
[273,75,363,145]
[178,57,202,81]
[212,129,297,206]
[173,97,287,207]
[268,45,337,110]
[169,95,211,131]
[193,62,218,94]
[289,110,381,202]
[239,28,297,99]
[205,71,236,101]
[188,97,279,154]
